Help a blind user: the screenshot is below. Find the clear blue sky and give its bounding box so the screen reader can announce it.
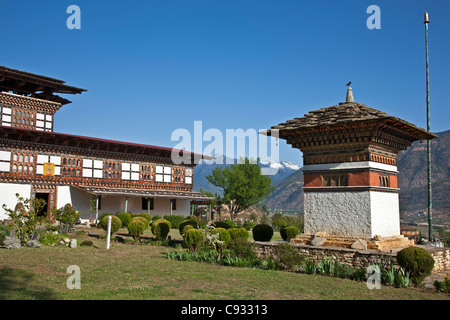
[1,0,449,165]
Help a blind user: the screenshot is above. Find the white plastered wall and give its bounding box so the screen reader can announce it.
[304,190,401,238]
[0,183,32,220]
[304,190,372,237]
[369,191,400,237]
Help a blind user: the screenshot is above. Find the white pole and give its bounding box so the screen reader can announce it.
[106,215,112,250]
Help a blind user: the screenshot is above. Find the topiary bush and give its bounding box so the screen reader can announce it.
[243,220,256,231]
[183,228,204,251]
[213,221,231,229]
[116,212,132,228]
[179,219,198,235]
[131,216,149,229]
[273,218,287,231]
[163,215,185,229]
[396,246,435,286]
[127,219,146,240]
[139,213,152,222]
[228,227,249,241]
[185,215,198,223]
[252,224,274,242]
[100,215,122,234]
[280,225,299,241]
[151,219,172,240]
[224,219,237,228]
[210,227,231,244]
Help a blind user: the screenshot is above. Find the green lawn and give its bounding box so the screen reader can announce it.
[0,228,448,300]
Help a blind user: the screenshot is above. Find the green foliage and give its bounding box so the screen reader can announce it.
[139,213,152,222]
[273,218,287,231]
[273,243,305,271]
[151,219,171,240]
[433,277,450,293]
[224,219,237,228]
[53,203,80,234]
[179,220,198,235]
[183,228,204,251]
[228,227,249,241]
[163,215,185,229]
[101,215,122,234]
[280,225,299,241]
[2,193,47,244]
[151,215,161,221]
[131,216,149,229]
[127,219,146,240]
[213,221,231,229]
[185,215,198,222]
[396,246,435,286]
[116,212,132,227]
[80,240,94,247]
[210,227,231,244]
[243,220,256,231]
[252,224,273,242]
[38,230,69,246]
[205,157,273,220]
[228,238,256,260]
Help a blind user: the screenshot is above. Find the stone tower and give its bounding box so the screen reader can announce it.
[261,87,436,244]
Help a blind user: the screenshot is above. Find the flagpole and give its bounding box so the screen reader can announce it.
[424,12,432,241]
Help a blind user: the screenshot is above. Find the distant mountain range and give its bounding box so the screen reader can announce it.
[193,131,450,215]
[192,154,300,196]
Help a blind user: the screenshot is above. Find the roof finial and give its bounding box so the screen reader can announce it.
[346,82,354,102]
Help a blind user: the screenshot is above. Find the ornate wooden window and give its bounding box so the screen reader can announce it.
[12,108,36,130]
[103,161,120,180]
[172,167,185,184]
[61,156,82,177]
[379,175,390,187]
[141,164,155,182]
[322,174,348,187]
[10,152,35,175]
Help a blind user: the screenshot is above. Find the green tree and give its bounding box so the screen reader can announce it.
[206,158,273,221]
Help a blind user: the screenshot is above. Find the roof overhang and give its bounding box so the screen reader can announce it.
[75,186,215,202]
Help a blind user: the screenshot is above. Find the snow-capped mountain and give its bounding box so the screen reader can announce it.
[192,154,301,195]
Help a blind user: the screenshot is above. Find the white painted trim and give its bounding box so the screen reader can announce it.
[302,161,398,173]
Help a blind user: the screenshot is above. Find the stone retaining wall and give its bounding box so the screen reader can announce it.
[251,241,450,273]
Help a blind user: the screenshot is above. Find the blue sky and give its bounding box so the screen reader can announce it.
[1,0,449,165]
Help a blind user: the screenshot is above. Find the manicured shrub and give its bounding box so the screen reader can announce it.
[140,213,152,222]
[151,219,171,240]
[163,215,185,229]
[280,225,299,241]
[185,215,198,222]
[152,218,172,230]
[80,240,93,247]
[151,215,161,221]
[127,219,146,240]
[228,238,257,260]
[210,227,231,244]
[213,221,231,229]
[131,216,149,229]
[96,213,114,228]
[183,228,204,251]
[252,224,274,242]
[179,220,198,235]
[228,227,249,241]
[243,220,256,231]
[116,212,132,227]
[224,219,237,228]
[273,218,287,231]
[396,246,435,286]
[100,215,122,234]
[182,224,194,234]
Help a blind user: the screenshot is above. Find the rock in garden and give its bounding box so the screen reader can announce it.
[4,236,21,249]
[311,236,327,247]
[25,240,41,248]
[69,239,77,248]
[351,239,367,250]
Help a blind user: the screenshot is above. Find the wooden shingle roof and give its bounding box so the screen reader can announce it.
[261,102,437,141]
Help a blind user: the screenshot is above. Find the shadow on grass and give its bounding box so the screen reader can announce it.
[0,267,57,300]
